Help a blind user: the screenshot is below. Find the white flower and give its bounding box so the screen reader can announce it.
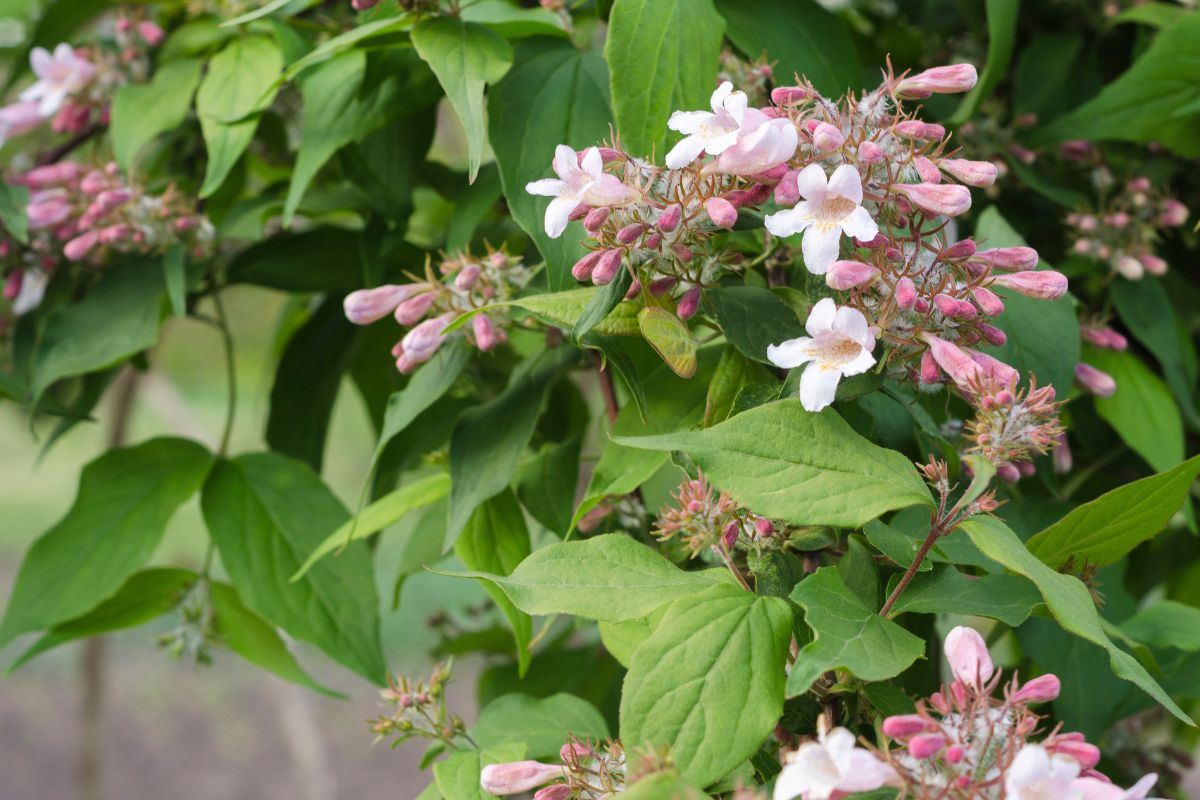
[664,81,748,169]
[764,163,878,274]
[20,44,95,117]
[708,109,798,176]
[11,269,48,316]
[768,297,876,412]
[773,726,894,800]
[525,145,638,238]
[1005,745,1084,800]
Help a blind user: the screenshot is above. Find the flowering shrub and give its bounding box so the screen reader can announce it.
[0,2,1199,799]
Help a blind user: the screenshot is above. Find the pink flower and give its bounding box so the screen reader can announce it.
[0,101,44,145]
[526,145,639,238]
[591,248,623,285]
[1159,199,1188,227]
[343,284,426,325]
[1137,253,1167,276]
[709,110,799,176]
[768,298,876,412]
[825,259,879,290]
[895,63,978,98]
[895,182,972,217]
[665,81,748,168]
[774,726,896,800]
[991,270,1068,300]
[21,43,96,117]
[63,230,100,261]
[705,196,737,229]
[136,20,165,46]
[858,140,883,164]
[1075,363,1116,397]
[972,286,1005,316]
[944,625,994,686]
[765,164,878,274]
[894,276,918,309]
[479,761,562,796]
[941,158,998,187]
[657,203,682,232]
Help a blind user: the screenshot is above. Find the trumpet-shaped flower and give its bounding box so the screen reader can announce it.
[1005,745,1083,800]
[526,145,638,238]
[664,81,748,169]
[768,298,876,412]
[709,109,798,176]
[774,726,895,800]
[764,164,877,274]
[21,44,95,117]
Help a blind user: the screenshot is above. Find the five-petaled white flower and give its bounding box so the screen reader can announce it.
[664,81,748,169]
[764,163,878,274]
[21,44,95,117]
[773,725,895,800]
[1005,745,1084,800]
[525,145,638,239]
[768,298,876,412]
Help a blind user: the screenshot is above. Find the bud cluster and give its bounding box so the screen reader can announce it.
[962,373,1064,482]
[654,470,774,557]
[369,661,470,748]
[480,738,627,799]
[342,248,530,373]
[1067,175,1188,280]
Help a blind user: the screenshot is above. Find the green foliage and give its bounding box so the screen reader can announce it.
[1089,348,1184,472]
[473,693,610,758]
[110,58,203,172]
[707,286,806,364]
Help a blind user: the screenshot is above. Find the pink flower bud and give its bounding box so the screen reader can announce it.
[657,204,682,232]
[644,233,662,249]
[971,287,1005,317]
[672,244,694,263]
[401,313,454,364]
[351,0,381,9]
[896,183,971,217]
[979,323,1007,347]
[1052,740,1101,770]
[1053,433,1073,474]
[649,276,677,295]
[346,284,425,325]
[770,85,814,105]
[1060,139,1094,160]
[895,64,978,98]
[894,277,918,310]
[616,223,644,245]
[894,120,946,140]
[1075,362,1116,397]
[1012,674,1061,704]
[1160,198,1188,227]
[571,250,602,282]
[755,517,774,538]
[1104,212,1130,229]
[973,247,1039,271]
[568,203,591,222]
[480,761,562,795]
[52,101,91,135]
[136,20,165,46]
[914,155,941,183]
[1114,254,1144,280]
[991,270,1068,300]
[592,248,624,285]
[1008,144,1036,165]
[533,786,572,800]
[825,260,879,290]
[473,314,499,352]
[970,352,1019,386]
[945,746,965,764]
[26,196,72,230]
[811,121,845,152]
[625,280,641,300]
[0,100,44,142]
[559,742,593,762]
[454,264,481,290]
[858,140,884,165]
[919,350,941,384]
[4,270,21,300]
[909,734,947,759]
[583,206,610,233]
[705,197,737,229]
[943,625,994,686]
[19,162,82,189]
[882,714,929,740]
[940,158,998,187]
[63,230,100,261]
[1138,253,1167,276]
[934,294,961,318]
[393,291,437,326]
[721,520,739,550]
[80,170,109,195]
[677,285,701,320]
[775,169,801,206]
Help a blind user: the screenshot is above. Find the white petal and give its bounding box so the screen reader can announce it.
[822,728,856,776]
[580,146,603,178]
[832,305,869,342]
[552,144,579,181]
[710,80,733,113]
[29,47,51,77]
[839,750,894,793]
[702,127,741,155]
[840,205,879,241]
[665,135,708,169]
[795,163,829,201]
[800,365,842,412]
[767,337,816,368]
[827,163,864,204]
[805,297,837,336]
[668,109,717,135]
[1007,745,1052,792]
[723,89,748,123]
[525,178,566,197]
[840,349,876,377]
[772,762,808,800]
[764,206,811,238]
[801,225,842,274]
[543,196,576,238]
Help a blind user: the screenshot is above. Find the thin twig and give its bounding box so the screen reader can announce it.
[212,290,237,458]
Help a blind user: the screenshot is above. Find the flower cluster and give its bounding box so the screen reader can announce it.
[654,470,773,557]
[962,371,1063,482]
[1067,176,1189,280]
[369,661,470,748]
[481,739,627,799]
[342,248,530,373]
[773,627,1162,800]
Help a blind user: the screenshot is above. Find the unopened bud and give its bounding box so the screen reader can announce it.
[971,286,1005,316]
[583,206,610,233]
[657,204,682,232]
[1114,254,1144,280]
[721,520,739,550]
[894,120,946,140]
[1160,198,1188,227]
[894,276,918,310]
[754,517,774,538]
[592,249,624,286]
[473,314,499,352]
[571,250,603,282]
[394,291,437,326]
[454,264,481,290]
[533,786,572,800]
[909,734,947,759]
[895,64,978,98]
[825,259,879,290]
[344,284,423,325]
[1013,674,1061,704]
[882,714,928,740]
[677,285,702,320]
[616,222,644,244]
[480,761,562,795]
[896,183,971,217]
[770,85,814,105]
[858,140,884,165]
[1138,253,1167,276]
[775,169,801,206]
[63,231,100,261]
[913,155,941,183]
[1052,740,1100,770]
[940,158,998,187]
[991,270,1068,300]
[973,247,1039,271]
[1075,362,1116,397]
[811,121,845,152]
[979,323,1007,347]
[705,196,737,229]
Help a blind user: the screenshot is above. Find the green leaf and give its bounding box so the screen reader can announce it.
[446,164,503,251]
[280,15,416,83]
[455,490,533,675]
[209,581,342,697]
[605,0,725,157]
[412,17,512,183]
[1123,601,1200,652]
[705,345,769,426]
[887,564,1040,627]
[707,286,806,364]
[787,567,924,696]
[220,0,315,27]
[436,533,721,623]
[459,0,568,39]
[1089,348,1183,472]
[1108,1,1189,28]
[196,36,283,197]
[447,345,578,543]
[227,227,365,292]
[0,181,30,244]
[31,257,167,397]
[488,39,612,290]
[7,568,196,672]
[620,583,792,787]
[713,0,859,95]
[372,338,471,466]
[638,306,698,379]
[295,472,450,579]
[1035,14,1200,157]
[111,58,204,172]
[572,267,633,343]
[949,0,1020,124]
[201,453,386,684]
[433,744,525,800]
[516,436,582,536]
[0,438,212,649]
[163,245,187,317]
[974,207,1079,395]
[621,773,709,800]
[446,288,643,338]
[615,399,932,528]
[473,693,610,758]
[1025,455,1200,569]
[960,515,1192,725]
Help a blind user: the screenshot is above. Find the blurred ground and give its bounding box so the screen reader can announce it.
[0,287,483,800]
